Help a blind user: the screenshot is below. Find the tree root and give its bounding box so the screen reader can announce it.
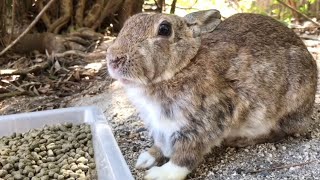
[48,0,73,33]
[0,61,50,76]
[92,0,124,30]
[83,3,103,28]
[36,0,51,28]
[75,0,86,27]
[0,91,27,100]
[0,0,56,57]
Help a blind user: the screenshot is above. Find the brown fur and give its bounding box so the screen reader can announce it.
[107,11,317,177]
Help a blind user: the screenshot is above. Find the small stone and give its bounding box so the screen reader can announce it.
[86,134,92,140]
[82,146,88,152]
[235,168,245,174]
[61,159,68,166]
[46,143,56,150]
[46,157,55,162]
[42,135,51,140]
[76,157,88,164]
[70,172,79,178]
[39,168,48,176]
[77,163,89,171]
[70,164,78,171]
[67,136,74,141]
[0,170,8,177]
[39,145,46,151]
[3,164,13,171]
[13,172,23,180]
[132,145,138,152]
[38,139,47,144]
[47,163,56,169]
[51,168,60,173]
[57,175,64,180]
[47,150,54,157]
[62,144,72,151]
[136,127,147,133]
[32,165,41,173]
[11,132,17,138]
[88,148,94,156]
[27,172,34,178]
[61,169,72,178]
[38,151,46,157]
[8,156,19,163]
[48,170,55,177]
[4,174,13,180]
[40,175,49,180]
[73,143,80,149]
[77,133,86,140]
[24,166,34,174]
[74,154,81,160]
[31,152,41,161]
[36,160,43,165]
[69,151,76,158]
[260,171,270,177]
[40,163,48,168]
[61,164,69,170]
[88,163,96,169]
[65,123,73,128]
[53,173,59,179]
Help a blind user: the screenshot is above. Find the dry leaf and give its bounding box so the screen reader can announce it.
[73,70,80,80]
[54,60,62,72]
[38,84,51,94]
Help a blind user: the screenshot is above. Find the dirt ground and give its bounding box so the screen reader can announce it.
[1,29,320,179]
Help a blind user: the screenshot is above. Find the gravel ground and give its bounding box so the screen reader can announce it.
[70,80,320,180]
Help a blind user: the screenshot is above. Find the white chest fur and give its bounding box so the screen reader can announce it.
[126,86,186,157]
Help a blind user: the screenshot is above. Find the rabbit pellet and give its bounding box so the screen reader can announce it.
[0,123,97,180]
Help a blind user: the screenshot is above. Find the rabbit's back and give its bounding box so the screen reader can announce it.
[210,13,305,48]
[201,13,317,139]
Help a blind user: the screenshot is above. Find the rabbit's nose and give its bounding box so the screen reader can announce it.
[108,55,127,69]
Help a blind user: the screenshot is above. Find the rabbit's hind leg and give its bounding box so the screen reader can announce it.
[222,129,287,147]
[278,109,313,136]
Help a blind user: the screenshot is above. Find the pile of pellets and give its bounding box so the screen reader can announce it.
[0,123,97,180]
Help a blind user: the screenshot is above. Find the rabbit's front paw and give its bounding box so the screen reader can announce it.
[136,151,156,169]
[144,161,189,180]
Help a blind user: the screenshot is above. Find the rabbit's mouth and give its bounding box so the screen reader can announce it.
[119,78,134,85]
[108,66,140,85]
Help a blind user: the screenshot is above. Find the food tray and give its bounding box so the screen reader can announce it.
[0,106,134,180]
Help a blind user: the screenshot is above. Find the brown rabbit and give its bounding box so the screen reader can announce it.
[106,9,317,180]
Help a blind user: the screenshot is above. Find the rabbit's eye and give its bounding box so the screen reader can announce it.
[158,21,172,36]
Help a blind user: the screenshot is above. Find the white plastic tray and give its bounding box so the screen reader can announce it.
[0,106,134,180]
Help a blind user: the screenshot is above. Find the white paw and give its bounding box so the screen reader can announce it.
[144,161,190,180]
[136,151,156,169]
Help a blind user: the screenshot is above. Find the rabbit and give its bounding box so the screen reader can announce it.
[106,9,318,180]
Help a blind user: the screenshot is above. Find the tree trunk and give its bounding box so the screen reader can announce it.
[157,0,165,13]
[170,0,177,14]
[0,0,7,39]
[287,0,300,21]
[114,0,144,32]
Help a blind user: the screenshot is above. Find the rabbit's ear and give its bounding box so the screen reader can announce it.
[184,9,221,37]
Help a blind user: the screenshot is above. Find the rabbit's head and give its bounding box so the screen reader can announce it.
[107,10,221,85]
